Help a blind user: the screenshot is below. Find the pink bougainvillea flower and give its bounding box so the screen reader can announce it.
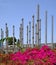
[9,45,56,65]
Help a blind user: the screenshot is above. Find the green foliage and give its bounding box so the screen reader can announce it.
[0,37,16,45]
[0,38,5,43]
[7,37,16,45]
[20,48,26,53]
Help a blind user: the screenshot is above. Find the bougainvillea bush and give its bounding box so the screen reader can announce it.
[0,45,56,65]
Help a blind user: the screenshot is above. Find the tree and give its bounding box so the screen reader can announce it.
[0,38,5,42]
[7,37,16,45]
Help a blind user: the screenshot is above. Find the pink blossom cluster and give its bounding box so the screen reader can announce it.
[10,45,56,65]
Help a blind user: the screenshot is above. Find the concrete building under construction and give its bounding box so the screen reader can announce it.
[0,4,56,53]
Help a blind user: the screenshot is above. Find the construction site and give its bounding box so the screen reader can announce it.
[0,4,56,53]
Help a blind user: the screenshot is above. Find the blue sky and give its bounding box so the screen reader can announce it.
[0,0,56,44]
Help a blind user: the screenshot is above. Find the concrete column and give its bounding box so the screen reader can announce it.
[19,26,21,46]
[35,24,37,45]
[45,11,47,45]
[39,19,41,47]
[32,15,34,47]
[5,23,8,53]
[13,25,15,50]
[21,18,24,47]
[27,25,28,47]
[29,22,31,47]
[1,28,4,48]
[51,16,54,48]
[37,4,40,47]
